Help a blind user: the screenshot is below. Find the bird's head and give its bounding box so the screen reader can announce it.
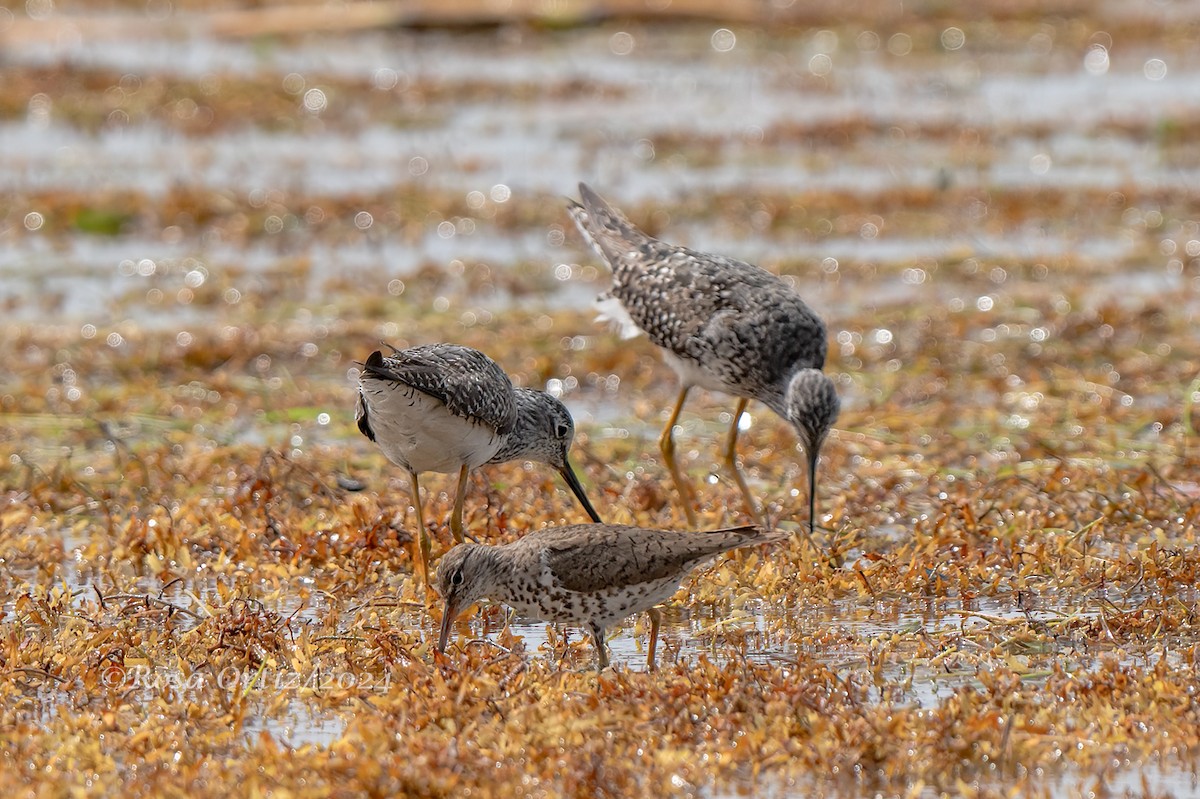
[502,390,602,523]
[435,544,496,653]
[784,368,840,535]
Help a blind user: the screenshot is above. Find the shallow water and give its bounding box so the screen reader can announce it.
[5,6,1200,795]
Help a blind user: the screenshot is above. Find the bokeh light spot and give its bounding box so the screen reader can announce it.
[711,28,736,53]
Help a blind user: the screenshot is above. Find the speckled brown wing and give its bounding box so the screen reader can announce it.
[536,524,777,594]
[361,344,519,436]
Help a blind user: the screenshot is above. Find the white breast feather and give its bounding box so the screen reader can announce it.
[594,295,643,340]
[361,382,504,474]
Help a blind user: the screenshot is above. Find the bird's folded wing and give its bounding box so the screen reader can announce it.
[363,345,519,434]
[543,525,772,593]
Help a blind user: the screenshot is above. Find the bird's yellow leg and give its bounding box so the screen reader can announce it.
[450,463,469,544]
[723,397,763,525]
[407,470,432,591]
[646,607,662,671]
[658,386,698,528]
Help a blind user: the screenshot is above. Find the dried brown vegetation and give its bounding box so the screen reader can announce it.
[4,1,1200,796]
[4,277,1200,796]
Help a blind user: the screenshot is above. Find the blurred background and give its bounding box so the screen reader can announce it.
[3,0,1198,345]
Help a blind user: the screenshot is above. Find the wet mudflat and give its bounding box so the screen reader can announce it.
[3,1,1200,796]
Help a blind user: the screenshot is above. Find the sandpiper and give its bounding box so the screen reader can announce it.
[435,523,786,669]
[356,344,601,586]
[567,184,839,535]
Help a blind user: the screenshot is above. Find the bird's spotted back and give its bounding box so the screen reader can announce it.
[522,523,780,594]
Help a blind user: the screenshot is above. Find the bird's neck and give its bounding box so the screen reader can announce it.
[487,390,542,464]
[758,384,789,420]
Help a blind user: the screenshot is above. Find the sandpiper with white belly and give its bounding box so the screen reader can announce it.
[356,343,601,586]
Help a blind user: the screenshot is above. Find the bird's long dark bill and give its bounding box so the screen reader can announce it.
[807,445,820,537]
[436,600,459,653]
[559,460,602,523]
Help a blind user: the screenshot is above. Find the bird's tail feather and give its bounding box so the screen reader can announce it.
[701,524,791,547]
[569,183,650,265]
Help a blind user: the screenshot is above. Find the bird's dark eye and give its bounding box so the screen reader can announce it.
[555,423,570,438]
[450,569,464,587]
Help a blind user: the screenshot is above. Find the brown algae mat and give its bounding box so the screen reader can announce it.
[4,284,1200,797]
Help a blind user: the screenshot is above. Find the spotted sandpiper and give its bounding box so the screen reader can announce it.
[435,522,786,669]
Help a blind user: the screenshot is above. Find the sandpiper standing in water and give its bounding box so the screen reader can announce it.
[356,344,601,586]
[435,523,785,670]
[567,184,839,535]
